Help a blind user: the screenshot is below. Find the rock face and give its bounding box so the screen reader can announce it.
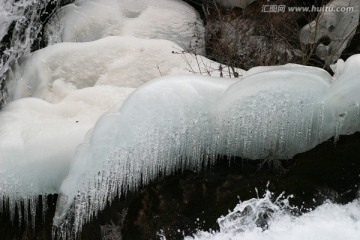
[300,0,360,65]
[207,17,301,69]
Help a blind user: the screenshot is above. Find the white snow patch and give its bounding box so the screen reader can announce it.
[8,36,239,102]
[44,0,205,54]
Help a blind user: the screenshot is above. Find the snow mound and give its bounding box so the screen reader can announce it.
[8,36,239,103]
[0,86,133,222]
[44,0,205,54]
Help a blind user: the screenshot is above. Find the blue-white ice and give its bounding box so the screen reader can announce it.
[0,0,234,225]
[53,55,360,233]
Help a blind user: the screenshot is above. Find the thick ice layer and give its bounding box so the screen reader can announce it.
[214,65,332,159]
[8,36,238,102]
[0,86,134,221]
[185,192,360,240]
[2,31,240,228]
[54,56,360,233]
[324,55,360,137]
[44,0,204,53]
[53,75,236,231]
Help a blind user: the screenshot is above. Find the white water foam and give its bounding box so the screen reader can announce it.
[184,192,360,240]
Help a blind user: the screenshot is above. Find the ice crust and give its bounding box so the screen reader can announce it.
[54,56,360,234]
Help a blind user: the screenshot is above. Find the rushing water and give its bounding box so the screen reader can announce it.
[0,0,72,106]
[182,190,360,240]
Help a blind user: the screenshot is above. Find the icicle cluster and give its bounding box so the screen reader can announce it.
[53,57,360,236]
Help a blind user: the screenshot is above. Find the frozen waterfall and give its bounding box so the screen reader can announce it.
[1,0,360,238]
[53,55,360,235]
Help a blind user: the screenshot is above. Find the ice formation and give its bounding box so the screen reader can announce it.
[44,0,205,53]
[7,36,237,102]
[53,55,360,235]
[2,35,235,225]
[184,191,360,240]
[0,86,134,221]
[1,0,360,238]
[300,0,360,65]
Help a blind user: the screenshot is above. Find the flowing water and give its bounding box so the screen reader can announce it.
[182,190,360,240]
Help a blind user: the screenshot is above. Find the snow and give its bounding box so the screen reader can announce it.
[44,0,205,54]
[8,36,237,103]
[0,86,134,197]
